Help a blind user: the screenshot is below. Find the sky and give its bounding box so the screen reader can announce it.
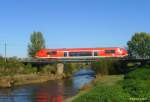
[0,0,150,58]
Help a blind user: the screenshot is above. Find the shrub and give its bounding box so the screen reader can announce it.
[0,58,38,75]
[124,67,150,80]
[40,64,56,74]
[24,64,37,74]
[64,63,80,76]
[122,66,150,100]
[92,59,118,75]
[0,58,26,75]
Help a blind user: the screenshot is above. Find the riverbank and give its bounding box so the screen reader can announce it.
[67,66,150,102]
[0,73,65,88]
[65,75,124,102]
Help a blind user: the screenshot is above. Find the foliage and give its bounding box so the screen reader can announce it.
[122,66,150,100]
[64,63,81,76]
[124,67,150,80]
[127,32,150,58]
[40,64,57,74]
[0,58,37,76]
[92,59,119,75]
[24,64,37,74]
[28,31,46,57]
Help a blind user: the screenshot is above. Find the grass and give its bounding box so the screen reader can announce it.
[93,75,124,86]
[73,85,130,102]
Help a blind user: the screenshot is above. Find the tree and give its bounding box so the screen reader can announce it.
[127,32,150,58]
[28,32,45,57]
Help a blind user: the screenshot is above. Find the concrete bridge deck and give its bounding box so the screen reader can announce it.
[22,58,150,65]
[21,58,150,74]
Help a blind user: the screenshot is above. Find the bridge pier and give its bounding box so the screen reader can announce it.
[56,63,64,75]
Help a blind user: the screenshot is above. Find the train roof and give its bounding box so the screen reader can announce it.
[42,47,123,51]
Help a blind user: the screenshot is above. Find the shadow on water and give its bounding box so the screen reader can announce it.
[0,69,95,102]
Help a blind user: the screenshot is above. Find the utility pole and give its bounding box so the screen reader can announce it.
[4,42,7,62]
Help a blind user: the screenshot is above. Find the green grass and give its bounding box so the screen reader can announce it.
[93,75,124,86]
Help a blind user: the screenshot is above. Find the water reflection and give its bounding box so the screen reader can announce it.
[0,80,77,102]
[36,80,64,102]
[0,69,95,102]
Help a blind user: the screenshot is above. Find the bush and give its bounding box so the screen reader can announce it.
[124,67,150,80]
[40,64,56,74]
[122,66,150,100]
[0,58,38,75]
[24,64,37,74]
[0,58,26,75]
[92,59,119,75]
[64,63,81,76]
[72,85,130,102]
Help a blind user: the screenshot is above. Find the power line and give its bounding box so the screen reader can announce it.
[4,42,7,62]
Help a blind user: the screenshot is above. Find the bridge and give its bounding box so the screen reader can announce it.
[22,58,150,74]
[22,58,150,65]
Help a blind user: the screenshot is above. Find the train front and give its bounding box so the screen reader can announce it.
[119,48,128,57]
[35,49,48,58]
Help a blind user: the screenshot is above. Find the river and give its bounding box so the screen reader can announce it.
[0,69,95,102]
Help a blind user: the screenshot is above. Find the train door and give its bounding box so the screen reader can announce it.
[64,51,68,57]
[93,50,99,56]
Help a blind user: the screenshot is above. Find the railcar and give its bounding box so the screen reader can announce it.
[35,47,128,60]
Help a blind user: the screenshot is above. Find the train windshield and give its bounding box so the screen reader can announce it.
[47,51,57,55]
[105,50,115,54]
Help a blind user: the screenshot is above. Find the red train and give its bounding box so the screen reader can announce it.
[35,47,128,60]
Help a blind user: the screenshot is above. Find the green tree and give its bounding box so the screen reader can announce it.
[28,32,45,57]
[127,32,150,58]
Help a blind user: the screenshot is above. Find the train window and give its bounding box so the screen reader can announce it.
[80,52,92,56]
[105,50,115,54]
[69,52,80,56]
[47,51,57,55]
[69,52,92,56]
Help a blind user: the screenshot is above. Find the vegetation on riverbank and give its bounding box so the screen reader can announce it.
[0,73,64,88]
[0,57,37,76]
[92,58,121,75]
[64,63,90,76]
[0,57,65,88]
[0,56,134,88]
[70,65,150,102]
[0,57,91,88]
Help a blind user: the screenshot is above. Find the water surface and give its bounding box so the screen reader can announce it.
[0,69,95,102]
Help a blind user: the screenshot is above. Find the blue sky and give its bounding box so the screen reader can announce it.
[0,0,150,57]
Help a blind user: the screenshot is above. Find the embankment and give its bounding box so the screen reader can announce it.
[0,74,65,88]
